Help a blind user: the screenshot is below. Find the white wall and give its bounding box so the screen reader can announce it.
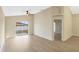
[34,7,62,40]
[5,17,16,38]
[5,15,34,39]
[63,7,72,41]
[72,14,79,36]
[0,7,5,48]
[34,6,72,41]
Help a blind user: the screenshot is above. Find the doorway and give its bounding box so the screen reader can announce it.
[53,20,62,41]
[16,21,29,36]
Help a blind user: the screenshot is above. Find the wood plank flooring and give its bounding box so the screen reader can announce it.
[2,35,79,52]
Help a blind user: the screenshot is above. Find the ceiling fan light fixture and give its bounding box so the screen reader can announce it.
[26,10,30,16]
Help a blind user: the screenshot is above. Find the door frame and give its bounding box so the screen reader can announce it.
[52,15,64,41]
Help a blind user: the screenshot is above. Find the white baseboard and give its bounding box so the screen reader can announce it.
[62,35,72,41]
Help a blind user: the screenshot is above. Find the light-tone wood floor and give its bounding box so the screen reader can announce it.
[2,35,79,52]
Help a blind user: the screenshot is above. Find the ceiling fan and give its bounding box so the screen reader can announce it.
[26,10,31,16]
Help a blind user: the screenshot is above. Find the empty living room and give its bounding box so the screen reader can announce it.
[0,6,79,52]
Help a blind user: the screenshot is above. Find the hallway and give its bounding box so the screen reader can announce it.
[3,35,79,52]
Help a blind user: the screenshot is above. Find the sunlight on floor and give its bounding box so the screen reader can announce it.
[14,35,30,44]
[9,35,31,51]
[15,35,30,40]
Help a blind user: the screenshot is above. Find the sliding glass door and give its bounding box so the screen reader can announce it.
[16,21,28,36]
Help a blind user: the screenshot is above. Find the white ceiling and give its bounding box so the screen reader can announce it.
[2,6,50,16]
[2,6,79,16]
